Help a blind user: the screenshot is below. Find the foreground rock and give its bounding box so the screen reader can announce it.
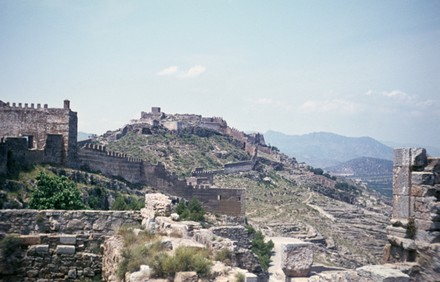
[281,242,314,277]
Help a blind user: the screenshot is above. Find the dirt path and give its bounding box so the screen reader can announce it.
[267,237,304,282]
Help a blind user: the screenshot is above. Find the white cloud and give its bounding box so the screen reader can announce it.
[157,65,206,79]
[300,99,360,114]
[178,65,206,79]
[157,66,179,76]
[365,89,410,100]
[255,98,273,105]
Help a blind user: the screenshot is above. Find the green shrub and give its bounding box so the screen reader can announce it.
[150,246,212,278]
[29,172,85,210]
[235,272,245,282]
[0,235,22,271]
[250,229,274,271]
[214,248,233,265]
[176,198,205,222]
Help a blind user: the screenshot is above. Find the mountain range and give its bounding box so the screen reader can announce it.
[264,130,393,168]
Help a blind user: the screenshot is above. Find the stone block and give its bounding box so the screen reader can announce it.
[245,272,258,282]
[145,193,172,217]
[174,271,198,282]
[415,219,440,232]
[414,197,437,214]
[67,219,85,231]
[35,244,49,254]
[410,185,428,197]
[356,265,409,282]
[59,235,76,245]
[393,166,411,196]
[410,148,428,168]
[281,242,314,277]
[394,148,411,167]
[127,265,151,282]
[412,172,434,185]
[20,235,41,245]
[415,230,440,243]
[392,195,411,219]
[387,236,416,250]
[56,245,76,255]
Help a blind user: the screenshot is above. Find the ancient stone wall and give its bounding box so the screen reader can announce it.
[224,161,255,174]
[384,148,440,281]
[77,144,144,184]
[0,233,105,281]
[0,210,142,281]
[0,100,77,165]
[0,209,142,235]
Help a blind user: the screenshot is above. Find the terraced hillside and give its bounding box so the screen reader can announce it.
[97,124,391,269]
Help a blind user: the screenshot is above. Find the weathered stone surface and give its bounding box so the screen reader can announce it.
[393,166,411,196]
[145,193,172,217]
[356,265,409,282]
[59,235,76,245]
[35,244,49,254]
[281,242,313,277]
[67,218,85,230]
[102,235,124,282]
[55,245,75,255]
[387,236,416,250]
[411,172,434,185]
[245,272,258,282]
[394,148,411,167]
[174,271,198,282]
[410,148,428,169]
[20,235,41,245]
[127,265,151,282]
[392,195,411,219]
[308,270,359,281]
[171,212,180,221]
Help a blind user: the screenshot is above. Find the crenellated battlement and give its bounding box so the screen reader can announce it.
[81,143,143,163]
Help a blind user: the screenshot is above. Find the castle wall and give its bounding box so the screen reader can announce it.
[0,209,142,281]
[77,144,144,184]
[0,100,77,165]
[0,209,142,235]
[224,161,255,174]
[384,148,440,281]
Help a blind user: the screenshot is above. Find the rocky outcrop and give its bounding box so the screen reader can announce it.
[102,235,124,282]
[281,242,314,277]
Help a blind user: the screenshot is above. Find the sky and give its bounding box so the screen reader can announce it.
[1,1,439,148]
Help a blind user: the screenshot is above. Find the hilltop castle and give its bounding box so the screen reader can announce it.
[0,100,256,217]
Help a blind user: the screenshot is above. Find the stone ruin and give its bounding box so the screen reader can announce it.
[383,148,440,280]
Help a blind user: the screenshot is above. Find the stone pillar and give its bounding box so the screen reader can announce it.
[64,99,70,109]
[392,148,413,221]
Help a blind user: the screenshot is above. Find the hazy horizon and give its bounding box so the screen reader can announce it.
[1,1,439,148]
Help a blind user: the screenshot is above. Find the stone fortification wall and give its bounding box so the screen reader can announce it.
[77,144,144,184]
[0,210,142,281]
[0,100,77,165]
[0,209,142,235]
[191,187,246,217]
[0,136,64,174]
[384,148,440,281]
[0,233,105,281]
[224,161,255,174]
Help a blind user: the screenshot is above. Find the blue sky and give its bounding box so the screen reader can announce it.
[1,1,439,147]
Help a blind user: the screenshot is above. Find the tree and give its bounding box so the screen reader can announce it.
[29,172,85,210]
[176,198,205,222]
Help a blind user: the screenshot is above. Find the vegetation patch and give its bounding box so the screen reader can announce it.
[246,224,274,271]
[176,198,206,222]
[29,172,85,210]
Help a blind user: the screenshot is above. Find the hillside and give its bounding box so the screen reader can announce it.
[264,130,393,168]
[325,157,393,197]
[88,115,391,269]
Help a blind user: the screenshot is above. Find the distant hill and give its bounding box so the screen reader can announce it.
[78,131,96,141]
[264,131,393,168]
[325,157,393,197]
